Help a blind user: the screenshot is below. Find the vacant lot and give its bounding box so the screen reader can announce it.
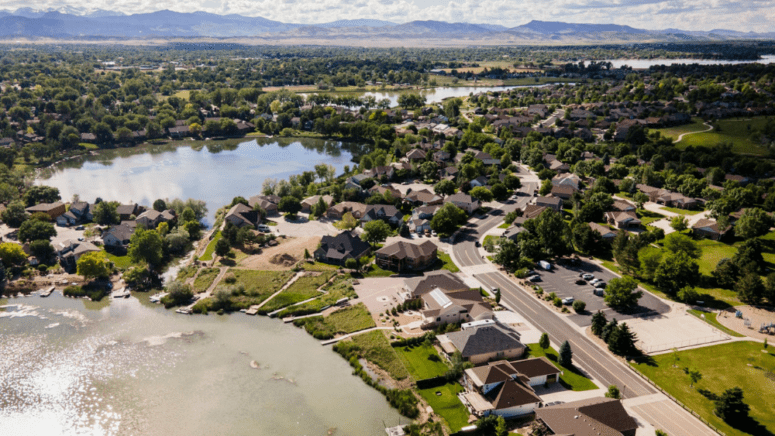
[261,272,333,312]
[351,330,409,380]
[632,341,775,436]
[227,269,294,306]
[395,344,450,380]
[239,236,321,270]
[192,268,220,293]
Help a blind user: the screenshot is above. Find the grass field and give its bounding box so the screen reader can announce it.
[661,206,703,215]
[351,330,409,380]
[261,272,333,312]
[362,261,394,278]
[417,382,469,433]
[198,231,222,261]
[436,252,460,273]
[192,267,220,293]
[696,239,738,276]
[637,209,666,226]
[669,117,771,155]
[395,344,450,380]
[525,344,598,391]
[100,249,133,269]
[79,142,99,150]
[656,117,708,139]
[324,303,376,333]
[276,274,357,318]
[687,309,745,337]
[227,269,295,306]
[498,222,511,229]
[632,342,775,436]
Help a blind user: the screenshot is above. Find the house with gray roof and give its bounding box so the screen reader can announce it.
[225,203,260,228]
[440,323,525,365]
[103,223,136,248]
[314,231,371,266]
[535,398,637,436]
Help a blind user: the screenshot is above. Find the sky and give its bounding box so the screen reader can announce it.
[1,0,774,32]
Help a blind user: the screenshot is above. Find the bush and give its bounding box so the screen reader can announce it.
[572,300,586,313]
[553,297,562,307]
[63,285,86,298]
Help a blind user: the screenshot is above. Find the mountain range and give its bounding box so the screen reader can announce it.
[0,8,772,42]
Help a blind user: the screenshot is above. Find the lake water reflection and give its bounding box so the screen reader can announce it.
[38,138,360,226]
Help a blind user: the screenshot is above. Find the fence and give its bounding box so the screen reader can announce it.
[641,333,729,353]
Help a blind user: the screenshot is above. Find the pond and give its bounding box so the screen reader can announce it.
[587,54,775,69]
[37,138,361,227]
[0,294,400,436]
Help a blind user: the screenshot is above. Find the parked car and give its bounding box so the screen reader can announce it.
[575,279,586,285]
[257,224,271,233]
[594,282,606,289]
[590,278,603,285]
[528,275,542,282]
[539,260,552,270]
[582,273,594,281]
[594,287,606,296]
[561,297,575,305]
[431,230,437,237]
[75,226,85,231]
[525,270,535,276]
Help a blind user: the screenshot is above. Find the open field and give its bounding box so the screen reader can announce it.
[417,382,469,433]
[261,272,333,312]
[696,239,738,276]
[276,274,357,318]
[192,267,220,293]
[294,303,375,338]
[351,330,409,380]
[226,269,295,306]
[632,341,775,436]
[239,237,321,270]
[656,117,708,139]
[670,117,771,155]
[524,344,597,391]
[395,344,450,380]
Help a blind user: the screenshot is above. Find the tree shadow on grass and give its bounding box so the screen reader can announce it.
[726,414,775,436]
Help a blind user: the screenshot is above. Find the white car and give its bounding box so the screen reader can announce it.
[562,297,575,305]
[590,278,603,285]
[431,231,437,237]
[582,273,594,281]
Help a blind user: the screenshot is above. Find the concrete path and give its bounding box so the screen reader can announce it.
[320,326,395,345]
[182,266,229,311]
[674,122,713,143]
[253,271,305,310]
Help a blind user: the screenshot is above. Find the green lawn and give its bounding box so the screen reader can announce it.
[498,222,511,229]
[687,309,745,337]
[696,239,738,276]
[362,262,395,278]
[100,249,133,269]
[192,267,220,293]
[656,117,707,139]
[524,344,598,391]
[261,272,333,312]
[301,261,339,272]
[436,252,460,273]
[661,206,703,216]
[225,269,295,307]
[670,117,770,156]
[417,382,470,433]
[632,342,775,436]
[351,330,409,380]
[395,344,450,380]
[79,142,99,150]
[198,231,222,261]
[324,303,376,333]
[637,209,666,226]
[276,275,357,318]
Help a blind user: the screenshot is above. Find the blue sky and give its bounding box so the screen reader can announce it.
[2,0,774,32]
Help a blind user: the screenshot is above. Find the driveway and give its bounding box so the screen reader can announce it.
[268,214,339,238]
[528,259,670,327]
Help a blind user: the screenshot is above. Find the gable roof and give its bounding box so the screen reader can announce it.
[589,222,616,238]
[226,203,259,226]
[446,192,477,204]
[404,270,469,296]
[318,231,371,261]
[489,379,542,410]
[536,398,638,436]
[376,240,437,260]
[446,324,525,358]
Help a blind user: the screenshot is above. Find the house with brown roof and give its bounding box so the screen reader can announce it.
[225,203,260,228]
[612,200,636,212]
[403,270,469,297]
[26,202,66,220]
[248,195,279,216]
[406,148,427,162]
[440,322,525,365]
[300,195,334,213]
[535,397,637,436]
[589,222,617,241]
[376,240,438,272]
[550,185,577,201]
[445,193,481,214]
[136,209,176,229]
[326,202,368,220]
[103,223,135,248]
[552,174,581,190]
[361,205,403,226]
[404,189,443,206]
[692,218,730,241]
[534,196,563,212]
[604,211,641,229]
[314,231,371,265]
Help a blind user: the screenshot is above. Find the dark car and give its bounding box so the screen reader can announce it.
[575,279,586,285]
[475,241,481,247]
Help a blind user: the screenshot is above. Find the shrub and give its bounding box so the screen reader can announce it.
[572,300,586,313]
[63,285,85,298]
[553,297,562,307]
[223,272,237,284]
[535,288,543,296]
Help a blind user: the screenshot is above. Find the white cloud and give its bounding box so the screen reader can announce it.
[0,0,772,31]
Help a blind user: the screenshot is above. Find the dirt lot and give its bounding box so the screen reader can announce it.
[238,236,321,271]
[717,305,775,340]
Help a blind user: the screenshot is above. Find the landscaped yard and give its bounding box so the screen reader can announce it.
[632,341,775,436]
[637,209,666,226]
[524,344,598,391]
[435,252,460,273]
[417,382,470,433]
[276,274,357,318]
[670,117,770,156]
[696,239,738,276]
[687,309,744,337]
[351,330,409,380]
[395,344,450,380]
[100,249,133,269]
[261,272,334,312]
[362,261,394,278]
[198,231,222,261]
[661,206,703,215]
[192,268,220,293]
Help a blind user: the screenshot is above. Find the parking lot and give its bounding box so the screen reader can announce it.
[528,259,670,327]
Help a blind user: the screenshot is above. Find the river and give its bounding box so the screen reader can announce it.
[36,138,360,227]
[0,293,400,436]
[587,54,775,69]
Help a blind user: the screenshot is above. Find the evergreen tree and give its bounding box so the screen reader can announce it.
[558,340,573,367]
[601,318,618,343]
[591,310,607,336]
[539,333,550,350]
[608,323,638,356]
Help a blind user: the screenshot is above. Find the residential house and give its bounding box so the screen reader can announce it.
[589,222,617,241]
[300,195,334,213]
[406,149,427,162]
[604,211,641,229]
[461,357,561,418]
[69,201,93,222]
[361,205,403,226]
[103,223,136,248]
[549,160,570,173]
[534,196,563,212]
[225,203,260,228]
[551,174,581,190]
[502,225,527,241]
[369,185,402,200]
[445,193,481,214]
[470,176,490,188]
[116,204,139,221]
[440,323,525,365]
[418,288,494,329]
[326,202,368,220]
[364,166,396,180]
[412,204,441,220]
[692,218,730,241]
[26,202,66,220]
[248,195,279,216]
[514,205,549,226]
[409,218,432,234]
[56,210,79,227]
[314,231,371,265]
[58,240,101,268]
[404,270,469,298]
[375,240,438,271]
[535,398,637,436]
[550,185,576,202]
[136,209,176,229]
[612,200,636,212]
[405,189,443,206]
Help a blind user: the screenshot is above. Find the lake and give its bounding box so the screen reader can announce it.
[0,294,401,436]
[588,54,775,69]
[360,85,539,107]
[37,138,360,226]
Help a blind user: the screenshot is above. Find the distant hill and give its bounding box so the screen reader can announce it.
[0,10,770,42]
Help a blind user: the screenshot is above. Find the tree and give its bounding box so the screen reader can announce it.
[558,340,573,367]
[278,196,302,216]
[539,332,550,350]
[180,207,196,223]
[397,93,426,109]
[539,178,552,196]
[605,385,621,399]
[153,199,167,211]
[677,286,700,304]
[670,215,688,232]
[654,251,700,295]
[713,258,739,289]
[493,239,521,271]
[434,179,456,196]
[22,185,60,207]
[128,228,164,267]
[29,240,55,264]
[655,430,668,436]
[156,222,170,236]
[474,415,507,436]
[608,323,638,356]
[92,201,120,225]
[528,209,572,257]
[1,201,27,227]
[0,242,27,266]
[714,387,750,422]
[734,207,774,239]
[430,203,468,236]
[687,368,702,388]
[737,272,765,305]
[334,212,360,231]
[573,222,601,254]
[663,233,700,259]
[419,161,438,181]
[469,186,493,203]
[123,265,150,288]
[215,238,231,257]
[601,318,618,343]
[765,272,775,304]
[633,192,649,209]
[732,238,765,274]
[166,281,194,306]
[18,220,56,242]
[362,220,391,245]
[604,277,643,311]
[572,300,586,313]
[344,257,359,271]
[76,251,111,280]
[591,310,607,336]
